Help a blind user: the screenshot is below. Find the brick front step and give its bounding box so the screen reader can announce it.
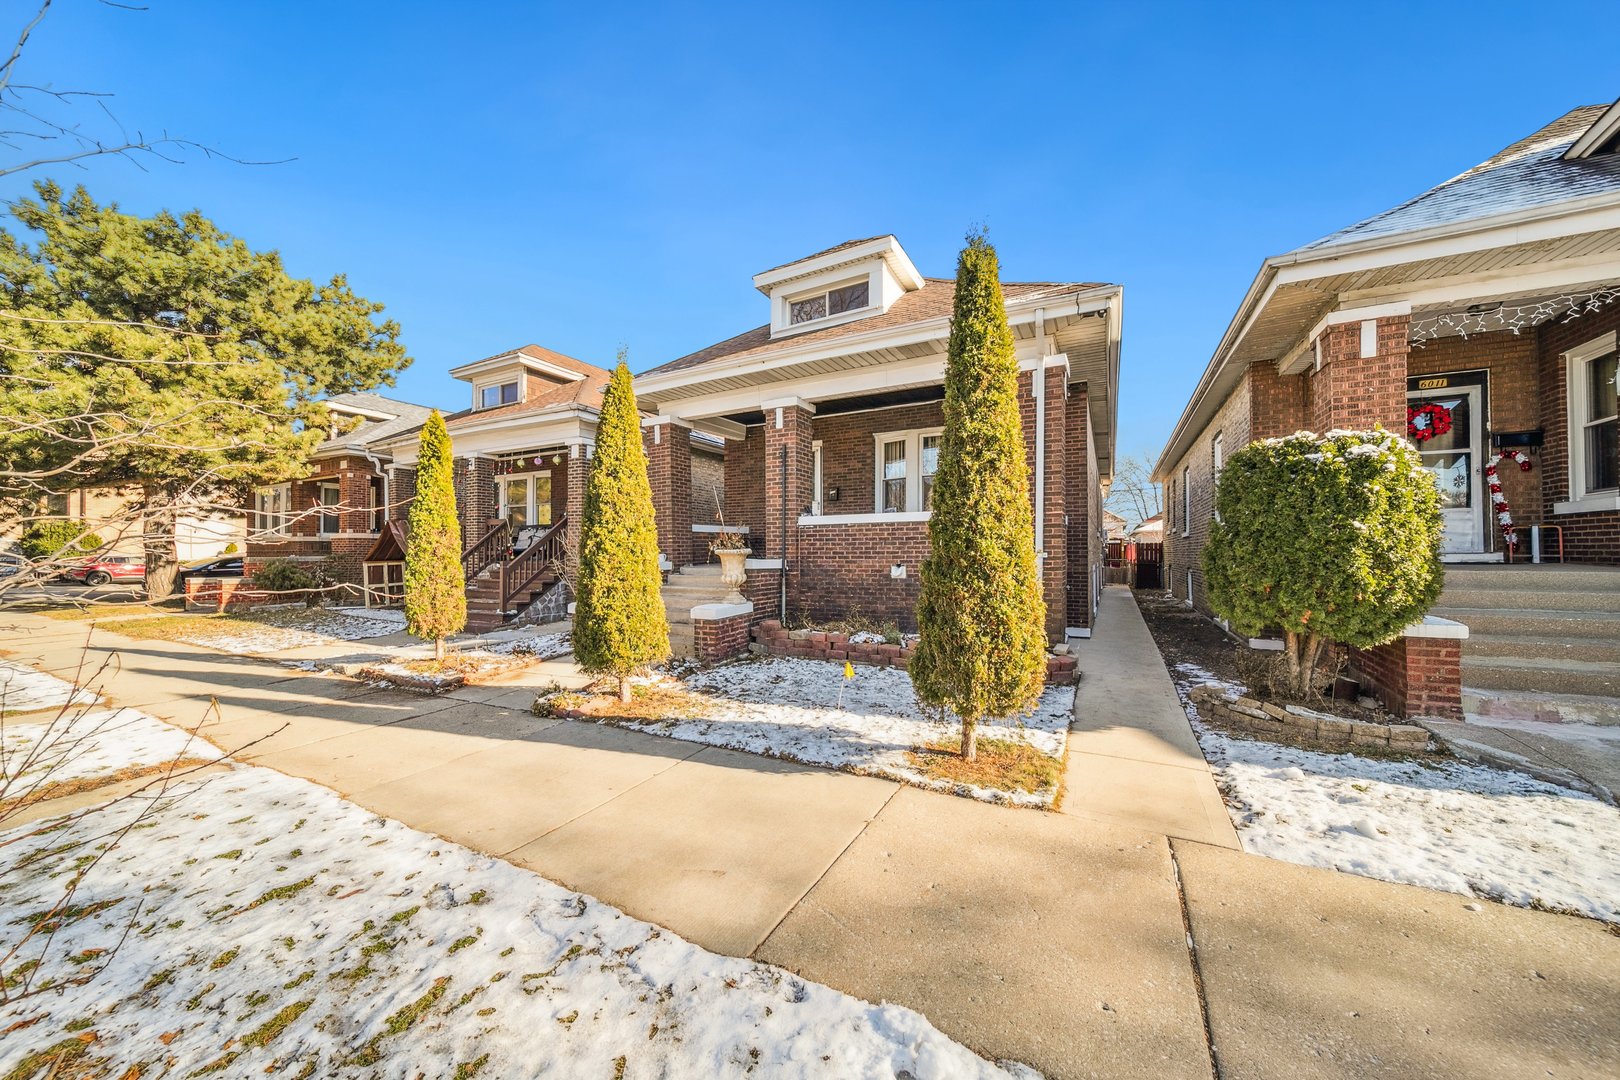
[749,620,1077,685]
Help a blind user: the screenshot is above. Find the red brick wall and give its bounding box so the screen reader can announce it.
[1020,366,1068,640]
[765,403,815,573]
[1308,316,1409,434]
[813,400,944,515]
[1537,305,1620,562]
[1065,385,1091,629]
[1349,636,1462,721]
[724,427,766,537]
[644,420,693,567]
[794,520,930,629]
[1164,369,1255,612]
[692,609,752,661]
[454,456,497,550]
[389,466,416,523]
[246,454,384,588]
[692,446,725,527]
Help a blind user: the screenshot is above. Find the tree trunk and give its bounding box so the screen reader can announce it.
[1281,629,1324,700]
[619,676,632,704]
[142,485,179,598]
[434,637,445,663]
[961,717,978,761]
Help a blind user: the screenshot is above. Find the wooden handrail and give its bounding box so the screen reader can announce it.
[462,520,511,582]
[501,514,567,612]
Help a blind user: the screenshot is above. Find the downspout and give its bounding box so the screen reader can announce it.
[359,448,389,527]
[1032,309,1047,558]
[779,444,788,621]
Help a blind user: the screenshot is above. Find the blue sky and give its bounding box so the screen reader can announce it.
[6,0,1616,465]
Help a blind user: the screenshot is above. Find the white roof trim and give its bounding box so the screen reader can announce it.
[752,235,925,295]
[1564,97,1620,160]
[449,350,590,383]
[326,402,396,422]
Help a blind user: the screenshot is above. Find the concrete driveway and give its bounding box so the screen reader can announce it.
[3,601,1617,1080]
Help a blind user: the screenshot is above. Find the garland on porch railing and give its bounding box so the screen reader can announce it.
[1484,449,1533,550]
[1410,284,1620,345]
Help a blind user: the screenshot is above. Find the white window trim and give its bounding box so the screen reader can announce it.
[873,427,944,514]
[1556,330,1619,515]
[475,378,523,411]
[810,440,824,516]
[254,483,292,538]
[316,480,342,535]
[1181,466,1191,537]
[1211,434,1224,523]
[497,471,555,528]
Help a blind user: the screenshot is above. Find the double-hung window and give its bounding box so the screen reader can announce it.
[1211,433,1224,522]
[316,481,342,535]
[254,484,291,537]
[789,280,871,326]
[874,428,942,513]
[1181,466,1191,536]
[1565,332,1619,506]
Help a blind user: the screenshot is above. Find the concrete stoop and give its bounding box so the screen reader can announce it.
[660,564,733,659]
[1436,564,1620,717]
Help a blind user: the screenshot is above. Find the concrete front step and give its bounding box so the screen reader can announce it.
[1442,565,1620,591]
[1439,587,1620,613]
[1432,607,1620,640]
[1466,633,1620,664]
[1463,686,1620,726]
[1461,654,1620,697]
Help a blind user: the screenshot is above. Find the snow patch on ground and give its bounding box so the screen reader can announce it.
[614,658,1072,808]
[0,660,100,714]
[0,708,1037,1079]
[1167,661,1620,923]
[483,631,572,661]
[334,606,406,627]
[3,705,219,785]
[177,610,403,655]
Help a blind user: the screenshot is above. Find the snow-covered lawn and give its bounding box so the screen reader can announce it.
[0,699,1036,1079]
[0,661,100,714]
[109,607,403,656]
[1170,662,1620,923]
[600,658,1072,808]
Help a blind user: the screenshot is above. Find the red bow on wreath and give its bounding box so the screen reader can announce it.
[1407,401,1453,442]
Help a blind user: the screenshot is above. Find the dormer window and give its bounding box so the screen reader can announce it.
[480,381,519,410]
[790,281,870,326]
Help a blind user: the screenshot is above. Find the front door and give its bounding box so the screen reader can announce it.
[1406,377,1485,554]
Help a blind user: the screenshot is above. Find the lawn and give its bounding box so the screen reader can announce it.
[0,663,1036,1080]
[541,657,1073,808]
[93,606,403,655]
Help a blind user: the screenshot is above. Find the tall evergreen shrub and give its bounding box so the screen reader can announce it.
[911,232,1047,759]
[403,410,466,660]
[1202,428,1444,698]
[572,359,669,702]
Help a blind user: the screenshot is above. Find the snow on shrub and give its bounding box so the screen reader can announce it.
[1202,428,1443,698]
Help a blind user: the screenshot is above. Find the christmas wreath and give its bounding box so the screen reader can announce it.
[1407,401,1453,442]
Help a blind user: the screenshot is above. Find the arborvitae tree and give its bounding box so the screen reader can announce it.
[911,232,1047,759]
[572,358,669,702]
[403,411,466,661]
[1203,428,1443,699]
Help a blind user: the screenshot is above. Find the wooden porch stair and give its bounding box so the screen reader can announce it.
[461,517,568,633]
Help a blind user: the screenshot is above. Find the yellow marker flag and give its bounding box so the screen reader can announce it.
[843,661,855,680]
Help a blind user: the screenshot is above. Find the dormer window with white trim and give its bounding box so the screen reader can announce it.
[790,280,870,326]
[479,381,520,410]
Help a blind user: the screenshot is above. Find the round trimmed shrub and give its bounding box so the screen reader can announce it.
[1202,428,1443,699]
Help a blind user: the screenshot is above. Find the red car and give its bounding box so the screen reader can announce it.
[65,554,146,586]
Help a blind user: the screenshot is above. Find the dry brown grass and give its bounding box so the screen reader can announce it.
[0,757,214,818]
[537,683,710,723]
[905,737,1064,798]
[39,601,183,621]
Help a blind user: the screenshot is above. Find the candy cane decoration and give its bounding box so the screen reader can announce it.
[1484,449,1533,549]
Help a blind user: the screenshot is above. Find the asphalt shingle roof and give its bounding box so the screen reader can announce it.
[315,392,436,455]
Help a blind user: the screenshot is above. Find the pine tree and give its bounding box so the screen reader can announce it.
[404,411,466,661]
[910,231,1047,760]
[572,357,669,702]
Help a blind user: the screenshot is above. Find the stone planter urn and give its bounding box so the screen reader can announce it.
[715,548,749,604]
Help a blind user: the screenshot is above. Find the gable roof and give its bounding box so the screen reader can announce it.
[315,392,436,456]
[641,277,1107,379]
[755,236,890,278]
[443,345,613,427]
[1297,103,1620,253]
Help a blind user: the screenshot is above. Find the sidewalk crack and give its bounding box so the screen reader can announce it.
[1169,842,1222,1080]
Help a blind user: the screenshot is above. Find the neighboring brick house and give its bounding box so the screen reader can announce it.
[246,393,435,592]
[633,234,1123,646]
[1153,98,1620,718]
[375,344,724,628]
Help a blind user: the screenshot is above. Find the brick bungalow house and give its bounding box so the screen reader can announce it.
[246,392,435,592]
[1154,98,1620,718]
[375,344,724,629]
[631,235,1123,653]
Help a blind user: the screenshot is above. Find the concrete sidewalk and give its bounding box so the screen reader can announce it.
[4,603,1617,1080]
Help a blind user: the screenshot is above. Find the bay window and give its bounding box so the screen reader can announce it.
[254,484,291,537]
